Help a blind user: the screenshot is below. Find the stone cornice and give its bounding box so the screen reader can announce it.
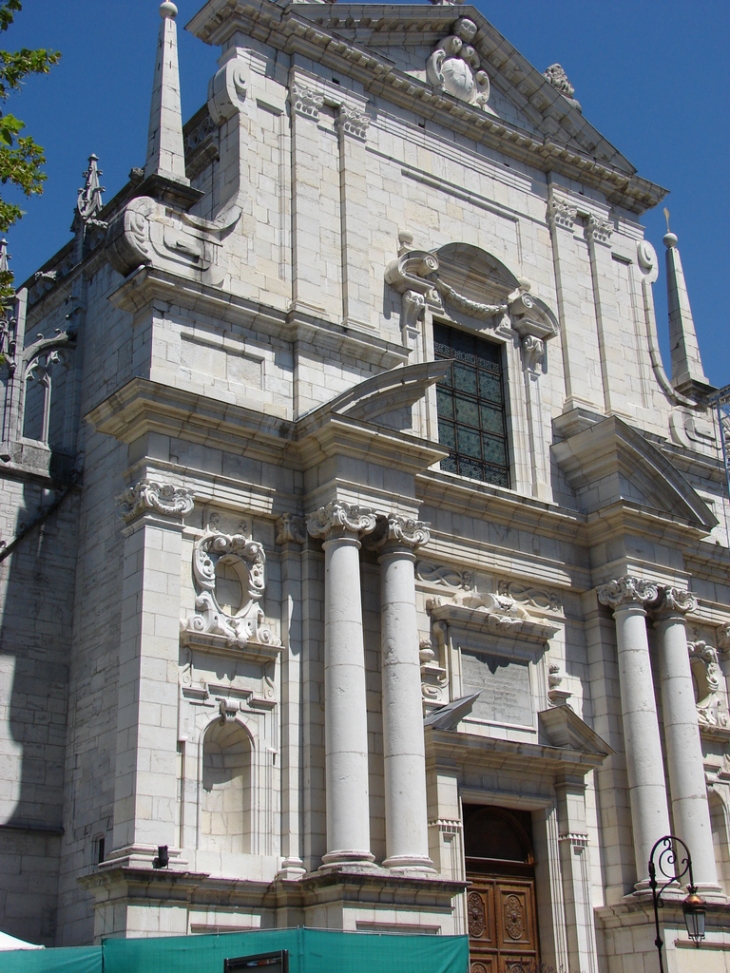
[108,267,410,371]
[187,1,666,214]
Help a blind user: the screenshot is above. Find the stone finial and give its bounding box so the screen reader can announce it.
[543,64,582,113]
[144,0,189,186]
[77,154,105,224]
[0,238,9,275]
[663,229,710,394]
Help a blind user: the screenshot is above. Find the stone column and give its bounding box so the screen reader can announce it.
[597,577,671,887]
[653,588,721,895]
[375,515,434,871]
[307,502,377,866]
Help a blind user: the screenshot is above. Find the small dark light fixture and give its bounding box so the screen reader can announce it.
[152,845,169,869]
[648,835,706,973]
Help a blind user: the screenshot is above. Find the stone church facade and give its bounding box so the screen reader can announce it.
[1,0,729,970]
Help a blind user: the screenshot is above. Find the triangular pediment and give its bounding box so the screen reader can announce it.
[552,415,717,531]
[293,3,634,172]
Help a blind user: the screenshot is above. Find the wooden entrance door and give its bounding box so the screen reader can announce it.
[466,873,539,973]
[463,804,540,973]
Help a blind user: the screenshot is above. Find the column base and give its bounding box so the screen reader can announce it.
[320,849,377,870]
[383,854,436,875]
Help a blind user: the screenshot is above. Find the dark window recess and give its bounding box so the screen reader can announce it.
[433,323,510,487]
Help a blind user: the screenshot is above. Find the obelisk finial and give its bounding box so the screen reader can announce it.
[663,226,710,393]
[144,1,189,186]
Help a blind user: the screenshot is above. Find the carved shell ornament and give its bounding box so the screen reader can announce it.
[427,18,490,109]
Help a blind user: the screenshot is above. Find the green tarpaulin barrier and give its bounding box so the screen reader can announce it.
[1,929,469,973]
[0,945,101,973]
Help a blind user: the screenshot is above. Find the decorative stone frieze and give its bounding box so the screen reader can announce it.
[546,197,578,232]
[117,478,194,522]
[497,580,561,613]
[542,63,582,112]
[306,501,377,539]
[336,104,370,141]
[427,18,490,110]
[276,514,307,546]
[290,82,324,120]
[596,576,659,610]
[416,561,474,590]
[181,531,280,649]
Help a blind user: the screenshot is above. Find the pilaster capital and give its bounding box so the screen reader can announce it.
[117,478,194,523]
[653,586,698,617]
[306,501,377,540]
[337,104,370,141]
[372,514,430,553]
[290,82,325,121]
[276,513,307,546]
[546,196,577,233]
[597,576,659,611]
[717,624,730,654]
[584,214,613,247]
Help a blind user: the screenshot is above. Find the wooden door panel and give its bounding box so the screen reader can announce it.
[467,875,538,973]
[496,883,536,950]
[467,886,496,945]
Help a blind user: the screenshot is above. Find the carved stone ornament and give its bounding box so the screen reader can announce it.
[543,63,582,113]
[105,194,238,280]
[654,586,698,616]
[427,588,560,644]
[597,576,659,611]
[182,531,280,649]
[521,335,544,372]
[497,579,561,613]
[434,278,507,319]
[290,82,325,120]
[371,514,430,552]
[118,479,194,522]
[76,154,105,225]
[546,197,578,232]
[208,56,247,125]
[718,624,730,654]
[337,104,370,141]
[306,501,377,539]
[689,641,729,730]
[427,18,490,110]
[417,561,474,590]
[276,514,307,546]
[585,214,614,247]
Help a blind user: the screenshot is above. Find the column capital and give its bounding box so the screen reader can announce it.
[652,586,698,616]
[371,514,430,553]
[117,478,194,524]
[717,623,730,654]
[306,501,377,540]
[596,575,659,611]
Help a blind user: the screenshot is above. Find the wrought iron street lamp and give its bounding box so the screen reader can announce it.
[648,835,706,973]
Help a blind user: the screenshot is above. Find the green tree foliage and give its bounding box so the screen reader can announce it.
[0,0,59,295]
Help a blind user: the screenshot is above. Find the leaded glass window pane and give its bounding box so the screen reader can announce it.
[433,323,509,487]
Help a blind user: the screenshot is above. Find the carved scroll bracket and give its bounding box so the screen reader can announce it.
[118,478,194,524]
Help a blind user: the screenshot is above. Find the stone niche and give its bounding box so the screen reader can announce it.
[427,590,559,734]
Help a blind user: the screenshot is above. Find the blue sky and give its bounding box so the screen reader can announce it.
[6,0,730,389]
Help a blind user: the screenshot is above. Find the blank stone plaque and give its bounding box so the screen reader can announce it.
[461,649,532,726]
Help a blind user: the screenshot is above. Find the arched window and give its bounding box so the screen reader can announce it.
[199,719,252,855]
